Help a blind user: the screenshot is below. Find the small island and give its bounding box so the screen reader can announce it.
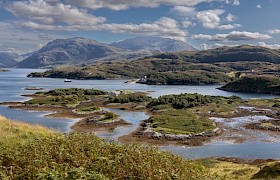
[219,75,280,95]
[0,69,9,72]
[24,87,44,90]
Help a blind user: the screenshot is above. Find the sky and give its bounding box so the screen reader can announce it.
[0,0,280,54]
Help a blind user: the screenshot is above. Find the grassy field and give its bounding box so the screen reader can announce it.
[0,116,214,179]
[76,105,100,112]
[147,109,216,135]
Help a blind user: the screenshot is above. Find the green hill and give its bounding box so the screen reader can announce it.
[154,45,280,64]
[219,75,280,95]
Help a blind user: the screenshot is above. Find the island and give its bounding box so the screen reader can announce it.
[219,75,280,95]
[0,69,9,72]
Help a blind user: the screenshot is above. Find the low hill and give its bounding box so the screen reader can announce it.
[111,36,197,52]
[0,52,18,68]
[27,58,237,85]
[155,45,280,64]
[219,75,280,95]
[16,37,152,68]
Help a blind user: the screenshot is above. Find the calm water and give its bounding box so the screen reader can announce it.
[1,68,280,159]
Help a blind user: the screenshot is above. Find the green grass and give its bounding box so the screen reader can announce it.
[99,112,119,123]
[76,105,100,112]
[147,109,216,134]
[0,116,212,179]
[24,96,78,106]
[252,162,280,179]
[262,122,273,127]
[24,88,108,107]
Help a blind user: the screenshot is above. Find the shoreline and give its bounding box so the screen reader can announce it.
[0,101,131,133]
[1,92,280,148]
[3,100,280,146]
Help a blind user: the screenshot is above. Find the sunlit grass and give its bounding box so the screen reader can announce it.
[148,109,216,135]
[0,116,212,179]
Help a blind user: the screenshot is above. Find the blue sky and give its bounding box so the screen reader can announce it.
[0,0,279,53]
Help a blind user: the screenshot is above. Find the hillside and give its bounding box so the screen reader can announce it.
[16,37,152,68]
[0,115,212,179]
[28,57,280,85]
[28,58,238,85]
[111,36,197,52]
[155,45,280,64]
[0,52,18,68]
[219,75,280,95]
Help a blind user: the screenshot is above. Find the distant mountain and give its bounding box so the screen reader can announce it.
[111,37,197,52]
[16,37,152,68]
[155,45,280,63]
[0,52,18,68]
[20,51,36,60]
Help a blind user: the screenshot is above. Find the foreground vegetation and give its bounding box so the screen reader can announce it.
[0,116,211,179]
[1,116,280,179]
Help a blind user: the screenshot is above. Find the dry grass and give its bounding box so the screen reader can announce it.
[0,116,212,179]
[0,116,57,146]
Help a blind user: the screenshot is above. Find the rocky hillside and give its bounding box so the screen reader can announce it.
[0,52,18,68]
[16,37,152,68]
[111,36,197,52]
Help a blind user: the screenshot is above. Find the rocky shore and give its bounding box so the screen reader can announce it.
[140,122,221,141]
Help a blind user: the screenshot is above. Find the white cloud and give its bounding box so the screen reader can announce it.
[258,42,280,49]
[200,43,239,50]
[196,9,240,30]
[66,0,220,10]
[192,31,272,41]
[225,13,236,22]
[218,23,241,30]
[196,9,224,29]
[0,22,67,53]
[256,4,262,8]
[268,29,280,34]
[182,20,195,28]
[6,0,106,26]
[225,0,240,5]
[5,1,187,41]
[171,6,196,17]
[192,34,213,40]
[20,17,187,41]
[101,17,187,41]
[233,0,240,5]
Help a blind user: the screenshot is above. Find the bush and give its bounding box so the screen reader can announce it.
[0,133,211,179]
[109,93,151,103]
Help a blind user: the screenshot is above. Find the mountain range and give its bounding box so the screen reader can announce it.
[15,37,197,68]
[0,52,22,68]
[110,36,197,52]
[2,37,280,69]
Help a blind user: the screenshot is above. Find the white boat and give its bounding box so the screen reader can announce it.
[64,79,72,82]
